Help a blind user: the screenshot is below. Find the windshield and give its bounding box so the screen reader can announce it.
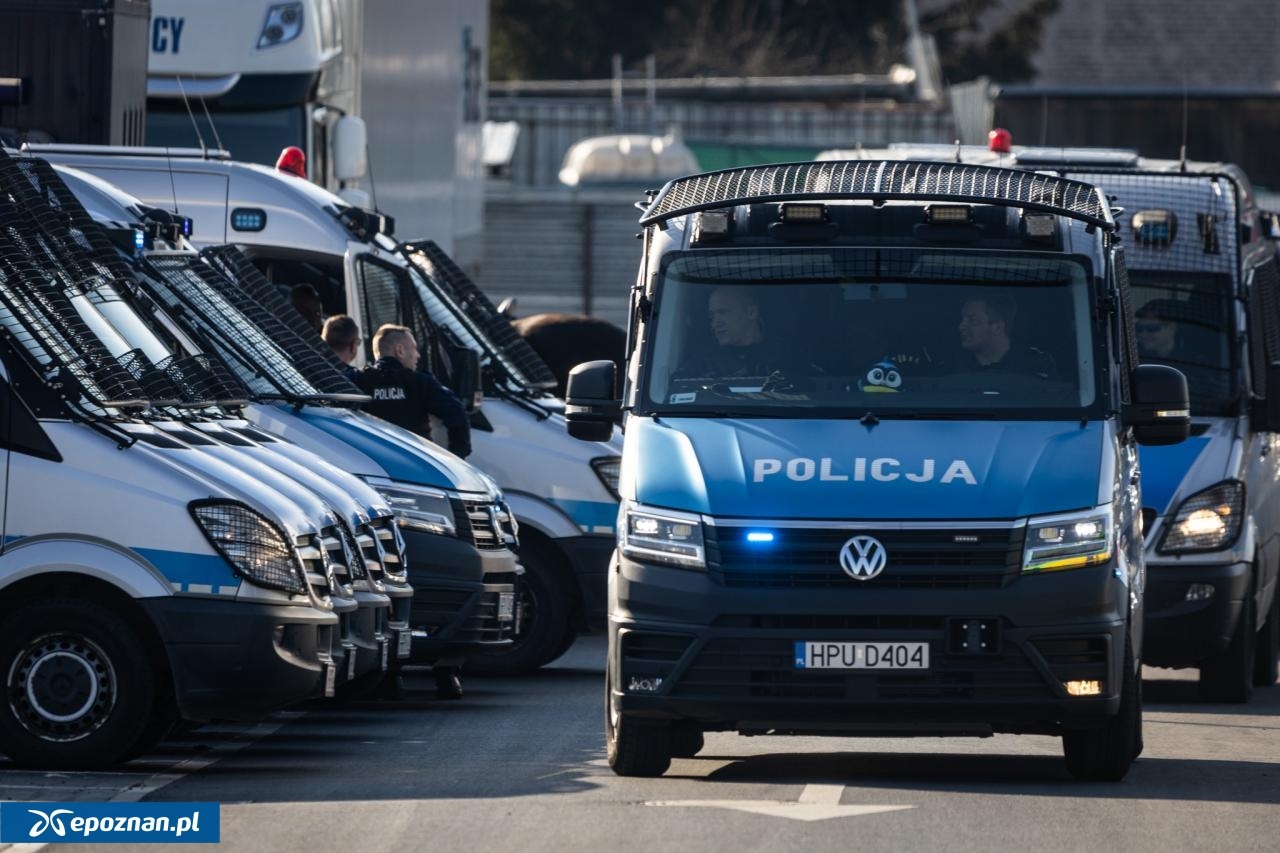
[146,108,305,166]
[1128,270,1237,414]
[641,248,1102,418]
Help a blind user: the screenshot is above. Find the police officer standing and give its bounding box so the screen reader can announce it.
[354,324,471,458]
[355,324,472,699]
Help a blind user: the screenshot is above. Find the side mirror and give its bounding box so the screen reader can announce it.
[1127,364,1190,446]
[332,116,368,181]
[565,360,618,442]
[446,346,483,412]
[1251,362,1280,432]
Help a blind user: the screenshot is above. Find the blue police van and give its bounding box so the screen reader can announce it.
[565,161,1191,781]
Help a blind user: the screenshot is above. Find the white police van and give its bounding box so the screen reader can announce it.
[564,160,1191,780]
[52,163,521,677]
[0,153,355,768]
[26,145,623,672]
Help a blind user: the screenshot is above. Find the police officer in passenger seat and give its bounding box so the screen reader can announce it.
[354,324,472,459]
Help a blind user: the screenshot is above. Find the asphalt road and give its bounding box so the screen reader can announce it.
[1,635,1278,853]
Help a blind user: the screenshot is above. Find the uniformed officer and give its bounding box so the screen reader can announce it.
[353,324,471,458]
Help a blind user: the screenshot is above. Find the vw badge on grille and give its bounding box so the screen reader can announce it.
[839,535,887,580]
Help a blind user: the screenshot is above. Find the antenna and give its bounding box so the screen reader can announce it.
[366,141,380,212]
[197,94,224,154]
[174,76,208,157]
[1179,79,1189,172]
[954,138,962,163]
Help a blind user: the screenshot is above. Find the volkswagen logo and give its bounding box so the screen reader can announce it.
[839,535,888,580]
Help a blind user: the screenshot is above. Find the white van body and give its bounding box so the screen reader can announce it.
[27,146,623,670]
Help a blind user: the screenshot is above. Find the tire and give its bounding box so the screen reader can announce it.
[468,541,573,675]
[1253,586,1279,688]
[605,661,671,777]
[1199,590,1256,703]
[1062,637,1140,781]
[670,725,705,759]
[0,600,157,769]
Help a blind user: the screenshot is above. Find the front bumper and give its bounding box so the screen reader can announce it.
[1142,560,1250,667]
[140,596,339,722]
[401,527,519,664]
[610,556,1130,736]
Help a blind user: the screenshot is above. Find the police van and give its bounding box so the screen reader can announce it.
[49,162,518,678]
[821,145,1280,701]
[25,145,624,673]
[0,154,352,768]
[564,160,1191,780]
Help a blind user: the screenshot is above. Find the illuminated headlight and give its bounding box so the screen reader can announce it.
[366,481,456,537]
[591,455,621,500]
[1023,509,1112,574]
[1158,481,1245,554]
[619,502,705,570]
[258,2,304,48]
[190,500,305,594]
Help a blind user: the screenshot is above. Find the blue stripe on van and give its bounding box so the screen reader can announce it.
[1138,438,1212,515]
[2,538,240,594]
[550,499,619,534]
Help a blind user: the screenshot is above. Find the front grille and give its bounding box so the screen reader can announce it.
[713,614,947,631]
[297,534,335,603]
[460,587,516,643]
[668,637,1053,702]
[452,499,511,551]
[337,522,368,580]
[707,525,1024,589]
[369,515,408,582]
[320,526,355,593]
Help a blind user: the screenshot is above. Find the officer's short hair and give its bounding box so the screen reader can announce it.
[322,314,360,350]
[372,324,414,358]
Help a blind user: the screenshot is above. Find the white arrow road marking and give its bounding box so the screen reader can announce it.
[645,784,916,822]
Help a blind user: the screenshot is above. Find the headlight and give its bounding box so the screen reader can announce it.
[366,481,456,537]
[619,502,705,570]
[258,3,304,48]
[591,455,622,500]
[1023,509,1112,574]
[190,500,305,594]
[1158,481,1245,554]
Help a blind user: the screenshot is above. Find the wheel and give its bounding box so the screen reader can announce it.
[670,724,705,758]
[1253,586,1279,687]
[0,600,156,769]
[605,661,671,777]
[1199,589,1256,703]
[467,541,573,675]
[1062,637,1140,781]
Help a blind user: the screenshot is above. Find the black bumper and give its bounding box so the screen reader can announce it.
[559,533,615,633]
[610,556,1130,736]
[139,596,338,722]
[401,527,519,664]
[1142,560,1250,667]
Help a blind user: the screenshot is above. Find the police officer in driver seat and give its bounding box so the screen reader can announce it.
[354,324,472,459]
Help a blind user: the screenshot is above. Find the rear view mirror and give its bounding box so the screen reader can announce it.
[1127,364,1190,446]
[565,360,618,442]
[333,116,368,181]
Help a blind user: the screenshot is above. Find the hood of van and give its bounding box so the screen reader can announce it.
[295,406,492,495]
[624,417,1106,519]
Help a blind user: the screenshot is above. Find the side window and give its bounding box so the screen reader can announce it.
[355,258,407,362]
[1248,255,1280,398]
[0,373,61,462]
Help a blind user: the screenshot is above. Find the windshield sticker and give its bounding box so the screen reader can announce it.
[752,456,978,485]
[670,392,698,404]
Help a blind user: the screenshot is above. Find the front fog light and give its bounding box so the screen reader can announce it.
[1065,679,1103,696]
[1185,583,1215,602]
